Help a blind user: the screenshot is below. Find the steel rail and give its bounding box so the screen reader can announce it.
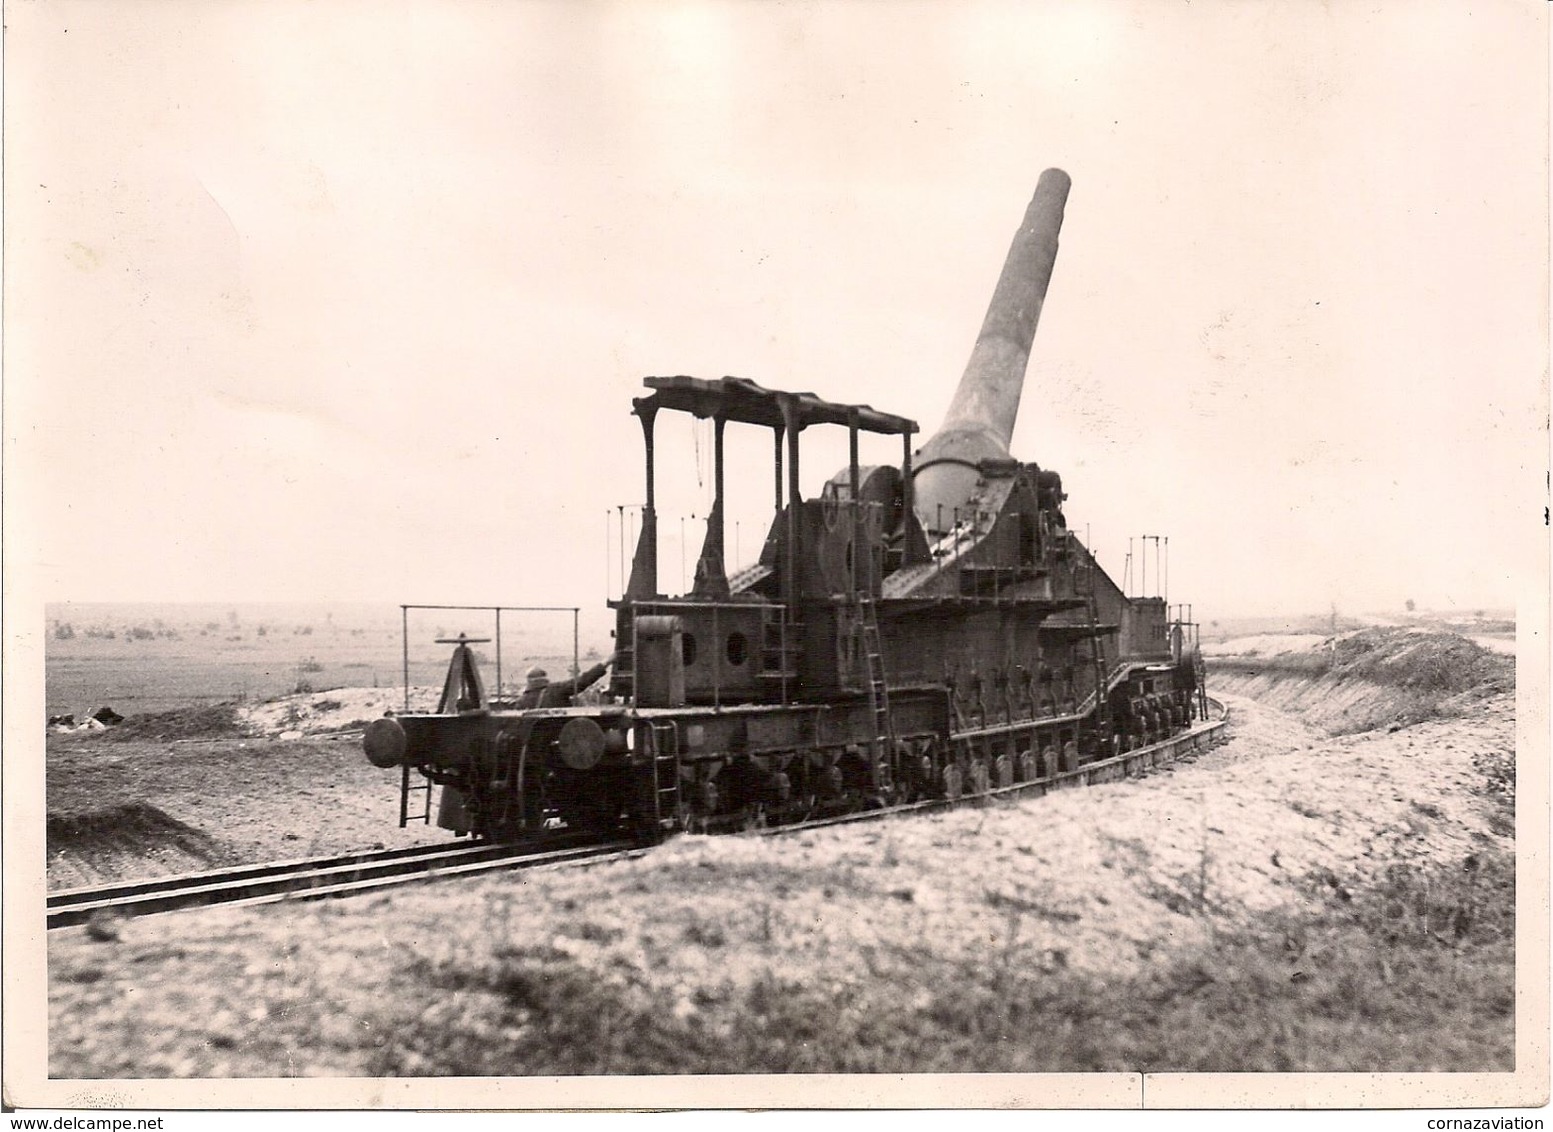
[750,702,1232,838]
[50,703,1231,929]
[47,835,636,931]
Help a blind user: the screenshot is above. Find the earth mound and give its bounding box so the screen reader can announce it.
[239,686,438,737]
[1208,627,1513,734]
[101,704,246,743]
[47,801,234,887]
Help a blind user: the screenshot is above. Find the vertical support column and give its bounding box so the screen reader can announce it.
[692,415,730,597]
[626,406,659,599]
[849,410,861,595]
[641,407,656,515]
[773,424,785,513]
[780,397,802,611]
[712,414,726,566]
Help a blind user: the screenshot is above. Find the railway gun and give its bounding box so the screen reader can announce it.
[364,168,1212,842]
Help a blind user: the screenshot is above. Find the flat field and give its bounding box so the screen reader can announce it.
[44,601,610,717]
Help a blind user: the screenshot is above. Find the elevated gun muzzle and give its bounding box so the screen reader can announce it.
[913,168,1071,535]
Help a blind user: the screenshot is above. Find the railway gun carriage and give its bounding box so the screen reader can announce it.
[364,167,1211,842]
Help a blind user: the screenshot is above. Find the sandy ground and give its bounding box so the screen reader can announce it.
[45,679,1514,1077]
[237,686,441,737]
[46,727,448,891]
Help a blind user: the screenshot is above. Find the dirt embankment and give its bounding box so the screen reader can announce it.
[47,627,1517,1077]
[1208,627,1514,735]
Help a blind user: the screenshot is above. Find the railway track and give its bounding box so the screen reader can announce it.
[47,835,636,931]
[741,700,1232,838]
[49,703,1229,930]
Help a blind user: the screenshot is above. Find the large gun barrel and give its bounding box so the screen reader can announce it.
[913,168,1071,535]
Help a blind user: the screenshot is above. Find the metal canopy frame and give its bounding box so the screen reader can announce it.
[624,375,924,603]
[635,375,917,436]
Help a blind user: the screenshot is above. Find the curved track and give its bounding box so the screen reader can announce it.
[47,835,636,930]
[743,699,1231,838]
[48,703,1228,930]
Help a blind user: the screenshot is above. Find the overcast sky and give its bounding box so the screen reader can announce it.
[6,0,1547,629]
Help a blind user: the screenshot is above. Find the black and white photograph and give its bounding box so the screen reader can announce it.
[4,0,1547,1116]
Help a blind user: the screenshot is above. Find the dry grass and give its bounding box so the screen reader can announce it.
[350,844,1511,1075]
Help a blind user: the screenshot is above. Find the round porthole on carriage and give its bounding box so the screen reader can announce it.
[682,633,697,666]
[726,631,748,666]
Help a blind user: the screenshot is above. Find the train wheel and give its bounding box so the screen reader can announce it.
[818,763,845,807]
[1061,740,1080,773]
[1017,750,1037,783]
[942,762,963,801]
